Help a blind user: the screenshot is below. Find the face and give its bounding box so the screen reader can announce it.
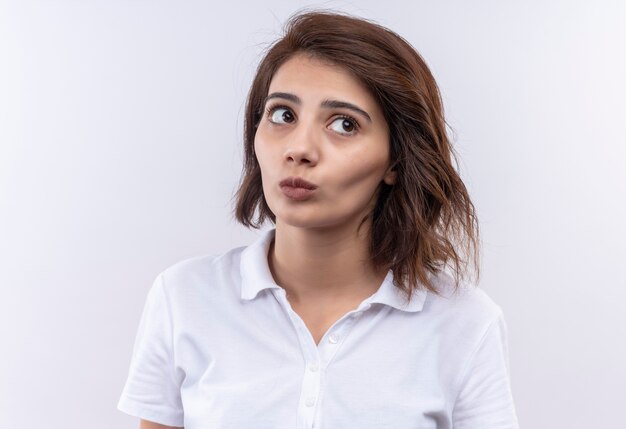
[254,53,396,231]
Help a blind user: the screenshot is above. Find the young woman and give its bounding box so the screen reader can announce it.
[118,10,519,429]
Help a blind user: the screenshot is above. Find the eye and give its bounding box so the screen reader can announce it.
[329,116,359,136]
[266,105,295,124]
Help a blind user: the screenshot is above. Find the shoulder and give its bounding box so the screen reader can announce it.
[156,244,247,298]
[423,270,504,334]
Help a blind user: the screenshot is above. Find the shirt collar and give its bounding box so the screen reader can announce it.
[240,228,427,313]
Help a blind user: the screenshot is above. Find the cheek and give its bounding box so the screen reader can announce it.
[253,135,270,172]
[337,151,389,190]
[254,124,281,162]
[253,135,262,163]
[253,135,278,198]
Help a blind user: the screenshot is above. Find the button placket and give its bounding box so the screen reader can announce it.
[299,355,321,428]
[296,315,322,429]
[273,288,370,429]
[273,289,322,429]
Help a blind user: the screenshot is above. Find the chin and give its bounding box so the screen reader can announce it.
[267,200,320,227]
[268,197,359,231]
[275,214,327,229]
[275,211,356,232]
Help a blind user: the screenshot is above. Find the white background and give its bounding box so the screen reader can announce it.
[1,0,624,428]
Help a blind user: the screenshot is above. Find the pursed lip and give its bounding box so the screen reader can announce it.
[279,176,318,190]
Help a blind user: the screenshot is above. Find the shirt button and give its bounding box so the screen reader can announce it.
[328,334,339,344]
[305,396,316,407]
[309,362,319,372]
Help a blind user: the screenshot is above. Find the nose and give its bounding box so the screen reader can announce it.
[283,118,320,166]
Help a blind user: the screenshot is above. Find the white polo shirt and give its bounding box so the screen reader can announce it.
[118,228,519,429]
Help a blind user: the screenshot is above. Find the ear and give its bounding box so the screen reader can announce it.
[383,168,397,185]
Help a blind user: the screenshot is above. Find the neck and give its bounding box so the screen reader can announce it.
[267,218,386,305]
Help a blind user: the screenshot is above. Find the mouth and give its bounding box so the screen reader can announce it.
[279,176,318,201]
[279,176,318,190]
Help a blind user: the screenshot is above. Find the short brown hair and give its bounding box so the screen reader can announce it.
[233,10,480,302]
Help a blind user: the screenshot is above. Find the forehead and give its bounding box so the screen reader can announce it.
[267,53,379,110]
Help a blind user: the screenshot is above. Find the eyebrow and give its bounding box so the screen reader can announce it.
[263,92,372,123]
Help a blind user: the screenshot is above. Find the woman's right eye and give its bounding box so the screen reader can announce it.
[266,106,295,124]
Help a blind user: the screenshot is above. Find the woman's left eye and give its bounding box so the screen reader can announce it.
[329,117,359,135]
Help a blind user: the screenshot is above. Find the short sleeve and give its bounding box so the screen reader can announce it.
[117,273,184,427]
[451,310,520,429]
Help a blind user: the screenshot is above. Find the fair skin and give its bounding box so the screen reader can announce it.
[138,53,395,428]
[254,53,396,344]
